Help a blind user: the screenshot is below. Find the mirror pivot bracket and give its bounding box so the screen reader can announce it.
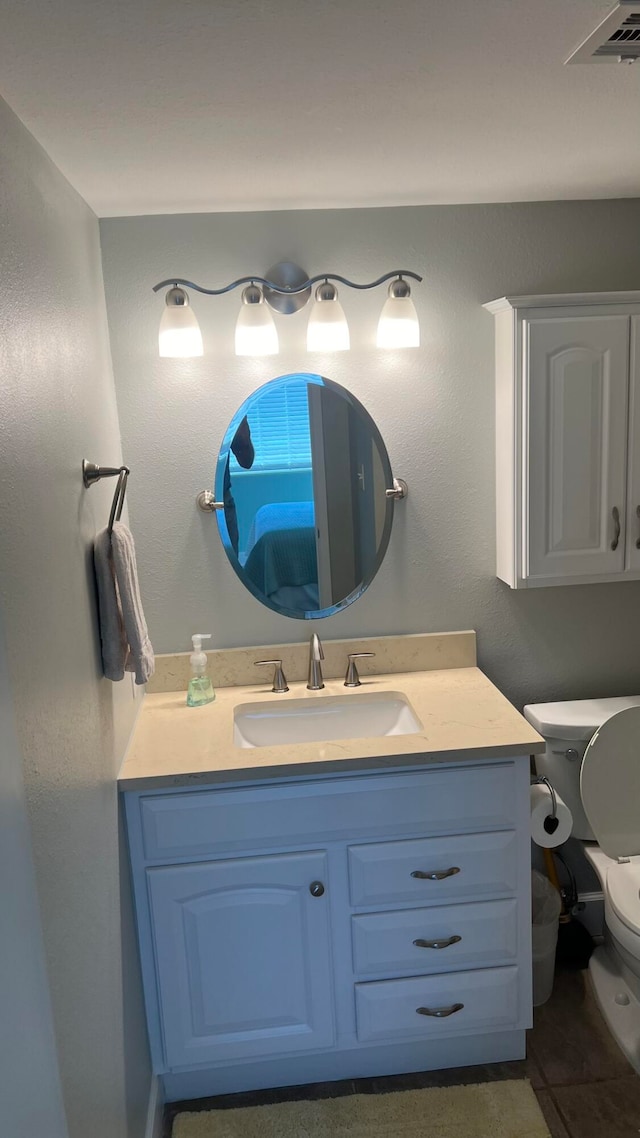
[196,490,224,512]
[385,478,408,500]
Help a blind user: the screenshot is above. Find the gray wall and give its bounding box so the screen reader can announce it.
[0,96,150,1137]
[0,606,69,1137]
[100,201,640,708]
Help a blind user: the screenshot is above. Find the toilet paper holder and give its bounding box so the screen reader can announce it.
[532,776,559,833]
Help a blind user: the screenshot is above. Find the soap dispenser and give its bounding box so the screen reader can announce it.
[187,634,215,707]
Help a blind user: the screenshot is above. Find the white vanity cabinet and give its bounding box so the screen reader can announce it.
[485,293,640,588]
[124,757,532,1101]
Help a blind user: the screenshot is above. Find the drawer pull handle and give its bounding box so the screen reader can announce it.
[611,505,621,551]
[416,1002,464,1018]
[413,935,462,950]
[411,866,461,881]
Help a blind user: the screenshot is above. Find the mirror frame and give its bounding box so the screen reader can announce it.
[214,373,395,620]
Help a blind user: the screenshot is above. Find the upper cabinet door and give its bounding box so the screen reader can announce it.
[148,851,334,1069]
[625,317,640,572]
[526,315,630,581]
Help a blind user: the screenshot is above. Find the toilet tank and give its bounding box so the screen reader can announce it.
[523,697,640,841]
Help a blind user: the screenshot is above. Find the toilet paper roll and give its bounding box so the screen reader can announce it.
[530,782,573,848]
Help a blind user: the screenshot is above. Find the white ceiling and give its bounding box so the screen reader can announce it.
[0,0,638,217]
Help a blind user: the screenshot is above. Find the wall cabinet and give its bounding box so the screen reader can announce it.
[124,758,532,1101]
[485,293,640,588]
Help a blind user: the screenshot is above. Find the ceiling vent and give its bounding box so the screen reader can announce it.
[566,1,640,63]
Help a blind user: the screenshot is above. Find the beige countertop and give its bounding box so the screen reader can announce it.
[118,665,544,790]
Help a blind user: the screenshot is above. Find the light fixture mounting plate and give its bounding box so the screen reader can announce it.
[263,262,311,315]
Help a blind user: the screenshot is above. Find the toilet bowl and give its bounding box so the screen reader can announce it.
[585,847,640,994]
[524,698,640,1072]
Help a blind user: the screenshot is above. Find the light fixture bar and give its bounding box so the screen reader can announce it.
[152,269,422,298]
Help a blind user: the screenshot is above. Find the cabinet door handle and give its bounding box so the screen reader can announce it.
[611,505,621,551]
[413,935,462,950]
[411,866,460,881]
[416,1002,464,1018]
[636,505,640,550]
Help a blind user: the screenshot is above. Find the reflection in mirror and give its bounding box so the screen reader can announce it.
[215,374,394,619]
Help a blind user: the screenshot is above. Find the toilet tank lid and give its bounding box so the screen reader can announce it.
[523,697,640,741]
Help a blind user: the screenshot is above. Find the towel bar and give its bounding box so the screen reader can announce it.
[82,459,131,534]
[82,460,130,488]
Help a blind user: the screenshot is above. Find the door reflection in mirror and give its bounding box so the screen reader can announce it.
[223,415,255,554]
[215,374,394,619]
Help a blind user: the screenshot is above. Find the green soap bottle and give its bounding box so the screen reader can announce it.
[187,633,216,707]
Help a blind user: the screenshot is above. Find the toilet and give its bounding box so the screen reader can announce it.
[524,696,640,1072]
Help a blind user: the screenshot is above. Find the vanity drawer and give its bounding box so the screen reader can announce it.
[351,898,517,976]
[348,830,517,907]
[139,764,516,861]
[355,966,519,1043]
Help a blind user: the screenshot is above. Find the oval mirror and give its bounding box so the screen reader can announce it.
[215,373,395,619]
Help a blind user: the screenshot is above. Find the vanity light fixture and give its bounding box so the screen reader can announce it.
[158,285,204,358]
[152,263,422,357]
[376,277,420,349]
[306,281,350,352]
[235,284,279,356]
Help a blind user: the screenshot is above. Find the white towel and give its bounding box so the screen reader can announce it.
[93,522,154,685]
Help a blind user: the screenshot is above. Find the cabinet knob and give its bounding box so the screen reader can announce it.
[411,866,460,881]
[309,881,325,897]
[416,1002,464,1018]
[636,505,640,550]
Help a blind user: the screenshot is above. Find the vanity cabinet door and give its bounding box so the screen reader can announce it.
[625,317,640,571]
[147,851,334,1069]
[526,314,629,581]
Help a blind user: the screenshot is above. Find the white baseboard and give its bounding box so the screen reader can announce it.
[145,1075,164,1138]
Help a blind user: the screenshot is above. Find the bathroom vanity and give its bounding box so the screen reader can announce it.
[120,633,544,1101]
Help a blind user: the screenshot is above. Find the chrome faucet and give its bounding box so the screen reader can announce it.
[307,633,325,690]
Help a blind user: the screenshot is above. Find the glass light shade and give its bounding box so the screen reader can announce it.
[376,294,420,349]
[158,303,203,357]
[307,295,350,352]
[235,297,279,357]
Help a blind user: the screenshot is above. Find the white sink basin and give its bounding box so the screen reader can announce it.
[233,691,423,749]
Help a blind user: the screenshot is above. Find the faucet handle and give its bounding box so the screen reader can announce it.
[344,652,375,687]
[255,659,289,694]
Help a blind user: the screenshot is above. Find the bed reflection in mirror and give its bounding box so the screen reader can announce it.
[214,373,395,619]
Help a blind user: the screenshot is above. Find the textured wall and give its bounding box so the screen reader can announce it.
[101,200,640,708]
[0,96,150,1137]
[0,607,69,1137]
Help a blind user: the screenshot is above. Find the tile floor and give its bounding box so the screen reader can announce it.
[164,967,640,1137]
[526,967,640,1137]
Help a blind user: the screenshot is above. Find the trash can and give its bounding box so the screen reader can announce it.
[531,870,562,1006]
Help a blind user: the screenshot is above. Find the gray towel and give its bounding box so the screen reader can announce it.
[93,522,154,685]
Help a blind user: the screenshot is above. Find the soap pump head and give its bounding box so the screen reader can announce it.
[190,633,212,675]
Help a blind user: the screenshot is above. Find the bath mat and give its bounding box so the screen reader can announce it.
[171,1078,550,1137]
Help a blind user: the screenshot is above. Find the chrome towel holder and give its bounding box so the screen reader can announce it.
[82,460,130,534]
